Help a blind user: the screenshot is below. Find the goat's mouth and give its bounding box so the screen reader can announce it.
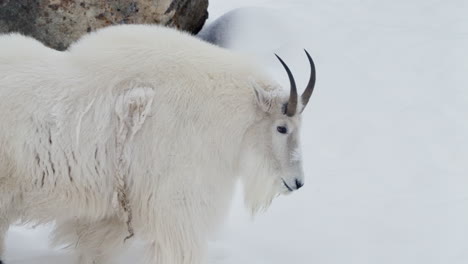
[282,178,294,192]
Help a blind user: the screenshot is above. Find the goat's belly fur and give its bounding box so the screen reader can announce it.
[0,24,264,264]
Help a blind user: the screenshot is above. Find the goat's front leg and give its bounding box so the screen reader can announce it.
[144,226,205,264]
[53,217,129,264]
[0,217,7,264]
[0,194,17,264]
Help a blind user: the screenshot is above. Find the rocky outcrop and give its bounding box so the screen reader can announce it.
[0,0,208,50]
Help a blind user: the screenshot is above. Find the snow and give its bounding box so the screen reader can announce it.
[4,0,468,263]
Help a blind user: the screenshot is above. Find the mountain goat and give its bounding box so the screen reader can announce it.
[0,24,316,264]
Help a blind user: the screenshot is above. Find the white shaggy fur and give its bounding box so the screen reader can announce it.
[0,25,306,263]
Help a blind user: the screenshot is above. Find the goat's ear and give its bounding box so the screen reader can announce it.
[115,86,155,140]
[252,82,273,113]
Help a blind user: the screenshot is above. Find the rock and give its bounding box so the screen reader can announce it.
[0,0,208,50]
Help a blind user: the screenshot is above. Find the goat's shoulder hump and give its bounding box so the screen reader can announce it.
[68,24,205,54]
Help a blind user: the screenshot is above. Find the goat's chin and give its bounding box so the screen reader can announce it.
[280,187,294,196]
[238,149,282,215]
[241,172,281,216]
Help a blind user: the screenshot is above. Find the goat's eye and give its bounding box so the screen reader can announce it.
[277,126,287,134]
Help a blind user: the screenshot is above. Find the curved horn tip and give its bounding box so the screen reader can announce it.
[274,54,285,64]
[300,49,316,112]
[274,53,298,117]
[303,49,316,71]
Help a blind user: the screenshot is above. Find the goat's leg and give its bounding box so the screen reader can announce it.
[0,193,17,264]
[0,210,14,264]
[0,216,8,264]
[53,218,129,264]
[144,223,204,264]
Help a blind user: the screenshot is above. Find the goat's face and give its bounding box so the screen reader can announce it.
[241,51,316,213]
[254,94,305,193]
[270,101,305,193]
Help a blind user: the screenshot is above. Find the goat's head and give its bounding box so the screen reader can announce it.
[241,50,316,214]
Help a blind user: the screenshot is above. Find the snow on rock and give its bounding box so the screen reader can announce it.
[198,7,293,55]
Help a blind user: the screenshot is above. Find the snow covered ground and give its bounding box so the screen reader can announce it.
[4,0,468,263]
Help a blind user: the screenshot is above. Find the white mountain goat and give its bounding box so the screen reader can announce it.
[0,24,316,264]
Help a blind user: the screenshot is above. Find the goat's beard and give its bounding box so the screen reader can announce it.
[239,150,281,215]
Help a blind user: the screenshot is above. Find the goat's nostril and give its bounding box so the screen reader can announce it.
[295,179,304,189]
